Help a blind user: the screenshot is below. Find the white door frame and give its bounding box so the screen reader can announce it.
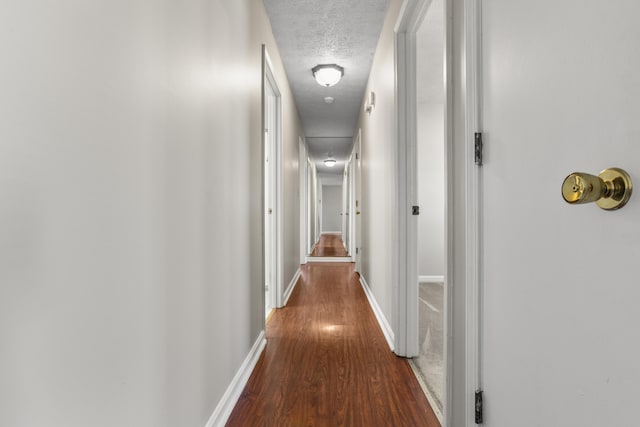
[299,136,308,264]
[393,0,432,359]
[353,129,362,272]
[463,1,482,425]
[307,158,317,253]
[262,45,284,313]
[341,160,350,252]
[395,0,481,425]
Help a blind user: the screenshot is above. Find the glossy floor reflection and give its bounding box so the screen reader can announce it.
[310,233,348,257]
[227,263,439,426]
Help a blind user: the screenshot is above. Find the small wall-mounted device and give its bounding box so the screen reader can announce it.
[364,91,376,114]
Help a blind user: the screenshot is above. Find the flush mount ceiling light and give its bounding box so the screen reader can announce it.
[312,64,344,87]
[324,154,337,167]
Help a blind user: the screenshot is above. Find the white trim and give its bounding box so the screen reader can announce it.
[354,130,362,273]
[359,275,395,352]
[205,331,267,427]
[283,268,301,306]
[464,0,483,425]
[305,256,353,263]
[299,137,308,265]
[320,230,341,234]
[394,0,436,359]
[419,275,445,283]
[443,0,455,424]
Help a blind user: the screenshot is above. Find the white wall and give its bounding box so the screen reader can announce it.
[321,184,343,232]
[0,1,302,426]
[417,102,445,277]
[278,50,303,295]
[356,0,404,333]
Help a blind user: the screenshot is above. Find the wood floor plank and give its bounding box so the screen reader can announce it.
[226,263,440,427]
[309,233,348,257]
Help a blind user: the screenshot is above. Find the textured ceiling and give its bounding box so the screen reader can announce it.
[264,0,389,174]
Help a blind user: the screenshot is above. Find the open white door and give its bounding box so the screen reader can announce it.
[262,46,282,317]
[299,137,309,264]
[353,129,362,272]
[479,1,640,425]
[341,160,350,254]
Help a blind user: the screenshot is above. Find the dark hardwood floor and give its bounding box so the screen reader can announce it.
[226,262,440,426]
[310,233,349,257]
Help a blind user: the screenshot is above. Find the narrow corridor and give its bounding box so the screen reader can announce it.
[226,261,439,426]
[309,233,349,257]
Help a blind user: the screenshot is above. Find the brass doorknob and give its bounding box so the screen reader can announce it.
[561,167,632,210]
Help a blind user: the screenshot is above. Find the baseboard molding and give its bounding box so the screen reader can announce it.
[205,331,266,427]
[419,275,444,284]
[305,256,353,263]
[283,268,301,306]
[359,275,395,352]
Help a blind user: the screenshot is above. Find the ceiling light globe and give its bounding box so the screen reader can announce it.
[324,159,337,167]
[312,64,344,87]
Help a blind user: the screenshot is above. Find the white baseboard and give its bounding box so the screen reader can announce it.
[205,331,266,427]
[305,256,353,263]
[283,268,301,306]
[419,275,444,284]
[359,275,395,352]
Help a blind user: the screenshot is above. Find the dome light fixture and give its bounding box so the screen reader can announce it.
[324,154,337,167]
[312,64,344,87]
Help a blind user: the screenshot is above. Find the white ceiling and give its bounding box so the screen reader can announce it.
[263,0,389,175]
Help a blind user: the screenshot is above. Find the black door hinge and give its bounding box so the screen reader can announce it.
[475,390,484,424]
[412,206,420,215]
[474,132,483,166]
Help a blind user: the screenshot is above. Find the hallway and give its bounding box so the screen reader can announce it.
[226,262,439,426]
[309,233,349,257]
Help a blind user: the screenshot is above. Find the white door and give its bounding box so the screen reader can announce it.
[342,160,351,253]
[264,86,277,316]
[307,158,317,253]
[321,184,342,233]
[480,1,640,425]
[263,46,281,316]
[353,130,363,272]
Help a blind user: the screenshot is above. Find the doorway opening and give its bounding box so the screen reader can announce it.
[414,0,446,418]
[395,0,452,424]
